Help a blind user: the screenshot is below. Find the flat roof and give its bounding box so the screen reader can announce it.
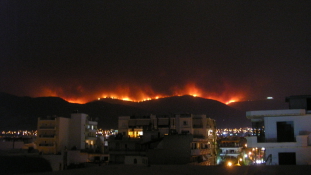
[246,109,306,119]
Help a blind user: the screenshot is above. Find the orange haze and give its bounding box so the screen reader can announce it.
[37,83,245,105]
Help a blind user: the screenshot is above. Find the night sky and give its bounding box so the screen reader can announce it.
[1,1,310,104]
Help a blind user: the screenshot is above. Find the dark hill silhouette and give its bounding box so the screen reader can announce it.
[128,95,249,128]
[99,95,251,128]
[228,99,289,111]
[0,93,251,130]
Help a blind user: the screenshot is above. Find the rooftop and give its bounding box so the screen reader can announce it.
[246,109,306,119]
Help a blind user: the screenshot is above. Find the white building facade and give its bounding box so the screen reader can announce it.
[36,113,98,154]
[246,109,311,165]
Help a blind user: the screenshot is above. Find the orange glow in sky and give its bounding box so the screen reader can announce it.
[36,83,245,105]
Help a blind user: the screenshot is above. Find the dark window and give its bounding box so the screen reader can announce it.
[307,98,311,112]
[252,121,265,142]
[277,121,295,142]
[279,152,296,165]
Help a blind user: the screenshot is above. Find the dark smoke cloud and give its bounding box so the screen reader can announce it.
[1,1,311,103]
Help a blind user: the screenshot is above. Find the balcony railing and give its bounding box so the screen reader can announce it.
[219,150,240,154]
[246,136,305,148]
[219,143,241,147]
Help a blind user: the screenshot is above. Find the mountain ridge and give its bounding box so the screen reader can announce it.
[0,92,258,130]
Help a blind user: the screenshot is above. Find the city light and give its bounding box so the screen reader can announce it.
[227,161,233,166]
[216,127,253,137]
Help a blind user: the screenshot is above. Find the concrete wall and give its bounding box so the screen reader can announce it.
[57,117,70,153]
[147,135,193,164]
[264,115,311,140]
[266,147,311,165]
[118,116,130,136]
[247,135,311,165]
[0,141,24,150]
[42,155,64,171]
[124,156,148,165]
[69,113,87,150]
[67,150,88,164]
[42,150,90,171]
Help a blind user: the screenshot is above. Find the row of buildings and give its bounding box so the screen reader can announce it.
[217,95,311,166]
[111,114,217,165]
[2,95,311,170]
[35,113,217,169]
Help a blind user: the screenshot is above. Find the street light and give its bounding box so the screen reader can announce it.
[227,161,232,167]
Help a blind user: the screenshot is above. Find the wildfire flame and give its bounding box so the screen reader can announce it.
[36,83,244,105]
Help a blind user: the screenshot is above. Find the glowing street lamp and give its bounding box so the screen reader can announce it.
[227,161,233,166]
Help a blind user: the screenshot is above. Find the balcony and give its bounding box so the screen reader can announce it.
[246,135,308,148]
[219,143,241,147]
[219,150,241,154]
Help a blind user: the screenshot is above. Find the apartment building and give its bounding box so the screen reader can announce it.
[36,113,98,155]
[36,116,70,154]
[110,114,217,165]
[246,95,311,165]
[68,113,98,150]
[217,138,245,165]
